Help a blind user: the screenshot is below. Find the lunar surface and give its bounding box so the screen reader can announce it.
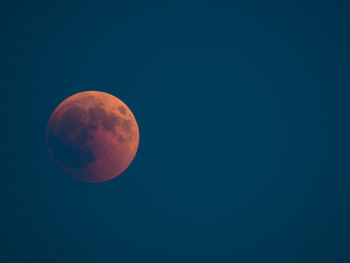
[46,91,139,183]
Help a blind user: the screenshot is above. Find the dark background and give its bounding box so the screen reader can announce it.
[1,0,350,262]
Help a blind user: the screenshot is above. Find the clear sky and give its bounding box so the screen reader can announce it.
[1,0,350,262]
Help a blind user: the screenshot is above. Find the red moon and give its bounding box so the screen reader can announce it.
[46,91,139,183]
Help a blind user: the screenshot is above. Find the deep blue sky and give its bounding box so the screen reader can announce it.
[1,0,350,262]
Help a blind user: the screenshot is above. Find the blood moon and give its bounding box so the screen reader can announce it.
[46,91,139,183]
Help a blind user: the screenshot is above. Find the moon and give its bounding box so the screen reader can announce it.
[46,91,139,183]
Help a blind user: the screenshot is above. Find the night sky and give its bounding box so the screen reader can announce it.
[2,1,350,262]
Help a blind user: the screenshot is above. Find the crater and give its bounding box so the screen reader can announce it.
[121,119,131,133]
[88,107,106,121]
[117,134,125,143]
[118,105,127,115]
[102,114,120,131]
[88,106,121,132]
